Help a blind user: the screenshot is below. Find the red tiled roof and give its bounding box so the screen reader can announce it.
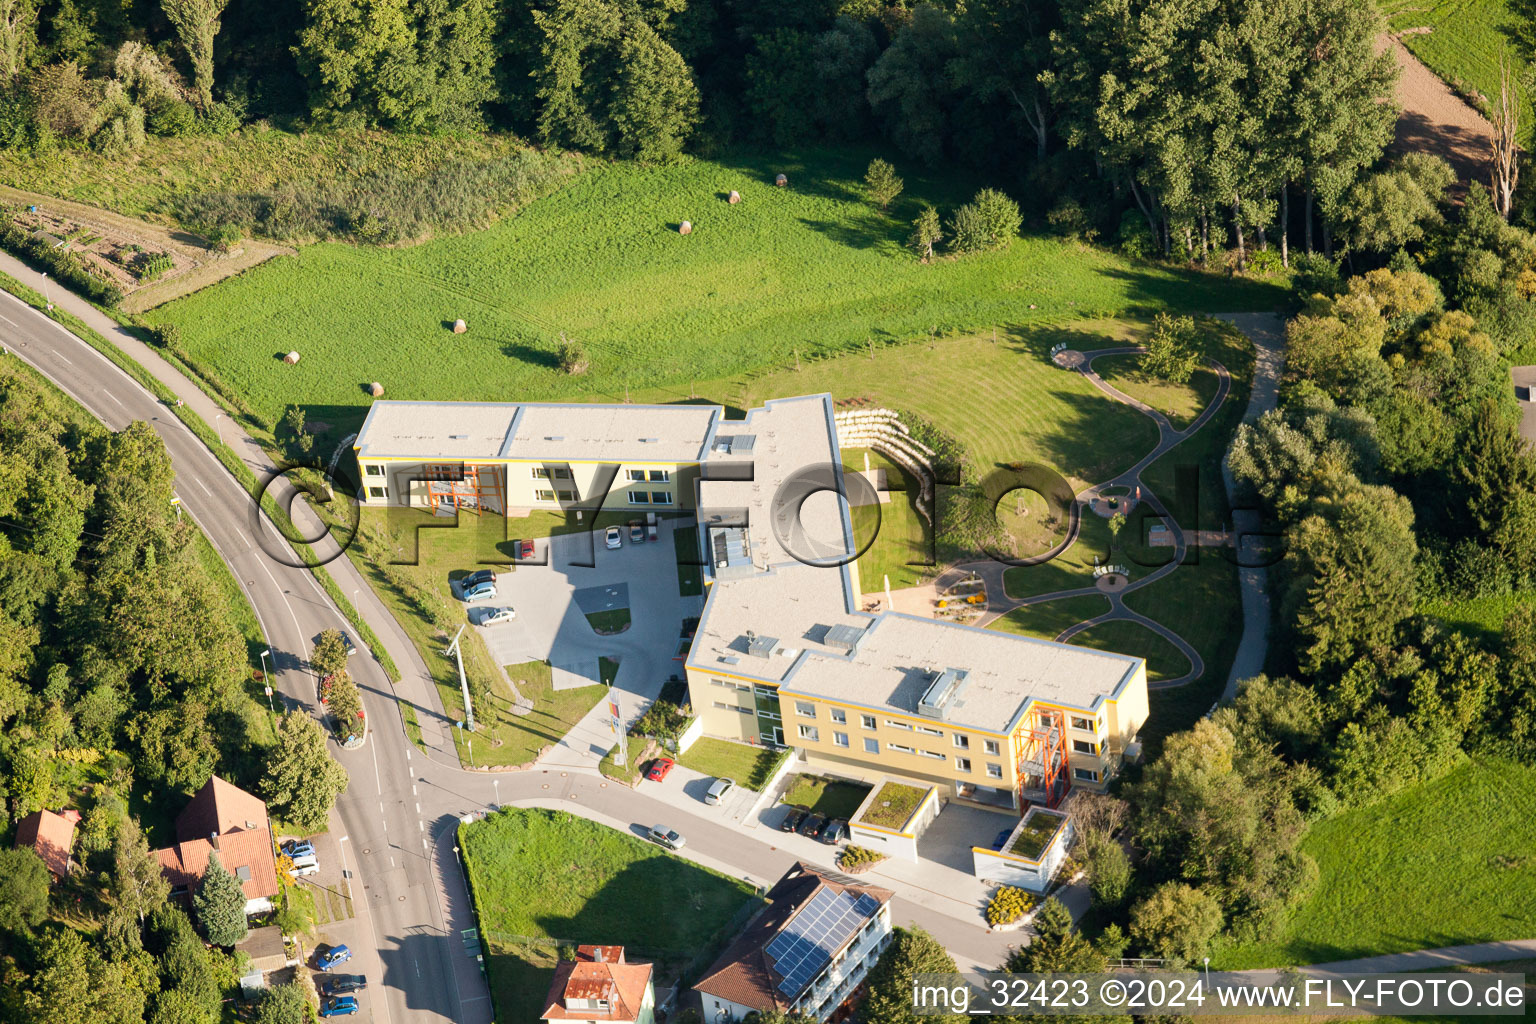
[157,829,281,901]
[15,810,76,879]
[693,862,892,1014]
[176,775,270,841]
[541,946,653,1022]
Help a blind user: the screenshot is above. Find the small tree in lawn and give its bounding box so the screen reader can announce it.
[1141,313,1201,385]
[312,628,349,677]
[1108,512,1127,550]
[909,205,942,260]
[864,158,904,211]
[950,188,1021,254]
[558,333,589,375]
[193,852,248,946]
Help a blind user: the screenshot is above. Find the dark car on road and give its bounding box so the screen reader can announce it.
[781,807,808,833]
[821,819,848,845]
[322,976,367,997]
[800,813,829,839]
[316,945,353,971]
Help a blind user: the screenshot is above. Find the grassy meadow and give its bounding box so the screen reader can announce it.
[147,149,1285,435]
[1380,0,1535,144]
[1215,758,1536,969]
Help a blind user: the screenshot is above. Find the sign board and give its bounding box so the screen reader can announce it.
[264,686,273,697]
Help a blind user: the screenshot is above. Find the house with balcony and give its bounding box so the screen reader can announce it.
[153,776,280,916]
[540,945,655,1024]
[694,862,893,1023]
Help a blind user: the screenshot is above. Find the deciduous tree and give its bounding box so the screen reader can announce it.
[160,0,229,110]
[0,847,49,932]
[263,709,349,832]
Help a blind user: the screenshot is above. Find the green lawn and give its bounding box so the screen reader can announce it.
[782,776,872,818]
[456,661,607,769]
[1065,620,1190,682]
[849,450,936,590]
[673,524,703,596]
[1421,589,1536,644]
[147,149,1284,435]
[1380,0,1534,144]
[857,781,930,830]
[585,608,632,634]
[990,594,1112,642]
[678,738,783,791]
[1094,355,1223,431]
[1215,758,1536,969]
[460,808,761,1023]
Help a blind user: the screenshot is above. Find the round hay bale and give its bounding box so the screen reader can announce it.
[775,173,788,187]
[452,318,468,334]
[679,220,692,235]
[728,190,741,204]
[283,351,300,365]
[369,382,384,397]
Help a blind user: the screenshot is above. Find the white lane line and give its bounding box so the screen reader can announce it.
[54,351,71,364]
[379,801,385,814]
[415,803,420,814]
[0,311,17,326]
[371,735,383,795]
[411,785,417,796]
[103,390,126,408]
[418,821,424,832]
[196,477,212,497]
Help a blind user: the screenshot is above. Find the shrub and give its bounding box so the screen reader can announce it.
[1116,210,1155,260]
[633,699,688,741]
[864,158,904,211]
[836,845,887,873]
[1141,312,1202,385]
[985,885,1036,926]
[147,98,197,137]
[1246,248,1284,277]
[1084,835,1131,911]
[1046,197,1098,242]
[200,101,242,136]
[558,335,590,375]
[949,188,1021,254]
[133,251,173,282]
[1291,251,1343,297]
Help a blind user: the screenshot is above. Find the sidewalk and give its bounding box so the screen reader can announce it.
[0,249,459,761]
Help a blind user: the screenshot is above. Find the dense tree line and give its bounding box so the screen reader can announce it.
[0,0,1411,259]
[0,365,344,1022]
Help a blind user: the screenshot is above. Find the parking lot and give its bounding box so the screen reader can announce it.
[458,518,704,764]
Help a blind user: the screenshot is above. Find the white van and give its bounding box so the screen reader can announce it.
[289,854,320,877]
[705,777,736,805]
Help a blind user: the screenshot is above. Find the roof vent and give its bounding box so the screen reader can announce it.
[236,865,252,881]
[640,437,659,443]
[746,633,779,658]
[918,668,969,720]
[545,435,564,442]
[824,623,866,654]
[450,434,469,440]
[719,655,740,666]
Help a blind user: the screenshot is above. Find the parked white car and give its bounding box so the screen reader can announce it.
[481,607,516,626]
[705,777,736,805]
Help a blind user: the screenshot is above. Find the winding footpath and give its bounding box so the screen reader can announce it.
[964,313,1285,695]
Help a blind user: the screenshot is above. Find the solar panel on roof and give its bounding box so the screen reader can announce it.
[769,887,883,998]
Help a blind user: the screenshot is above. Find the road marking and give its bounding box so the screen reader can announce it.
[103,390,126,408]
[53,351,71,364]
[379,801,385,813]
[371,736,383,795]
[418,821,424,832]
[196,477,212,497]
[0,311,17,326]
[411,785,417,797]
[415,803,420,814]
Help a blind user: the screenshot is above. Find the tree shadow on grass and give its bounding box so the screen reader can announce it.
[501,342,559,369]
[797,214,907,255]
[1090,264,1290,314]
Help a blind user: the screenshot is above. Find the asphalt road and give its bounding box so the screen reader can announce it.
[0,271,1020,1021]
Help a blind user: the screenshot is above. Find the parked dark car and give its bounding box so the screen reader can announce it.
[316,945,352,971]
[821,819,849,845]
[318,996,359,1017]
[781,808,808,833]
[461,569,496,590]
[322,976,367,997]
[991,828,1012,851]
[800,813,829,839]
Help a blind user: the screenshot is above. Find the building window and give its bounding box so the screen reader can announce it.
[531,467,549,479]
[830,708,846,724]
[955,757,971,772]
[1072,739,1097,755]
[534,489,556,502]
[1071,716,1095,732]
[796,701,816,718]
[799,725,820,742]
[888,743,914,754]
[553,467,571,479]
[917,749,944,760]
[986,763,1003,779]
[861,714,876,730]
[714,701,751,714]
[651,490,673,504]
[627,469,646,481]
[556,489,576,502]
[649,469,670,482]
[1074,767,1099,782]
[884,719,911,731]
[952,734,969,749]
[629,491,650,503]
[864,738,879,753]
[834,731,849,748]
[917,725,943,737]
[365,464,384,476]
[368,486,387,498]
[984,739,1000,755]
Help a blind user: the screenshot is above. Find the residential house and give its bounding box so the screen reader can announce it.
[540,945,655,1024]
[155,776,281,915]
[15,808,79,881]
[694,862,893,1023]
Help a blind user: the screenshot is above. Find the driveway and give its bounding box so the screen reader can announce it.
[632,760,763,826]
[470,521,701,767]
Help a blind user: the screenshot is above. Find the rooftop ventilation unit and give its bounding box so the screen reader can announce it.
[824,623,867,654]
[450,434,469,440]
[545,435,564,441]
[918,667,969,720]
[746,633,779,658]
[718,655,740,666]
[711,435,759,455]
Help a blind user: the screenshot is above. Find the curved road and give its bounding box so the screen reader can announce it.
[0,253,1023,1024]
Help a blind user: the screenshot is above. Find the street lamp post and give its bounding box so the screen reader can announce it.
[40,272,51,311]
[214,413,224,447]
[492,778,499,809]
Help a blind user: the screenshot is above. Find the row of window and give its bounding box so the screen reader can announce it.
[626,469,671,482]
[627,490,674,504]
[792,701,1002,754]
[794,725,1007,778]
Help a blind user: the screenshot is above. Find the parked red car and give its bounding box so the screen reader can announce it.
[646,757,676,782]
[516,539,536,559]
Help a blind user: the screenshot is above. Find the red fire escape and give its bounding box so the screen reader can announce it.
[1016,708,1070,810]
[422,464,502,513]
